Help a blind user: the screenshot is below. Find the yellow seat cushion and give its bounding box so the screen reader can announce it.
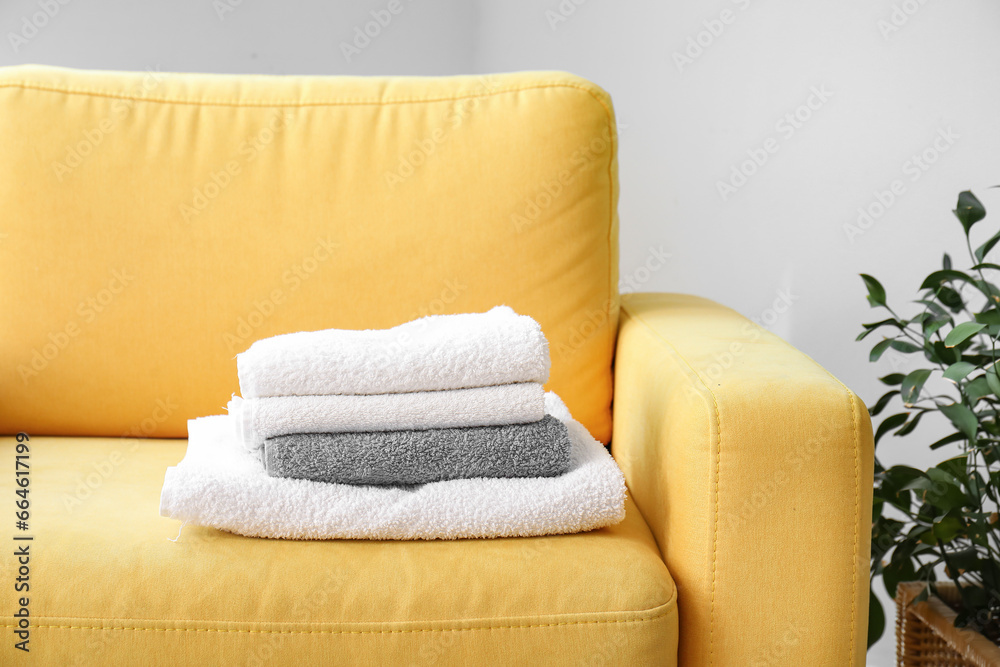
[0,435,676,665]
[0,66,619,443]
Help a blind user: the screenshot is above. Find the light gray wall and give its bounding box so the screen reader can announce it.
[5,1,999,663]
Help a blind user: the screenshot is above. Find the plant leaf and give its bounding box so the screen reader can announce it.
[931,341,960,365]
[875,413,909,446]
[867,591,885,648]
[938,455,969,483]
[883,558,918,598]
[903,475,967,513]
[975,311,1000,326]
[920,269,979,291]
[861,274,887,308]
[880,373,905,386]
[943,361,976,382]
[917,299,949,317]
[939,403,978,441]
[966,376,992,404]
[923,316,950,339]
[954,190,986,235]
[901,369,932,405]
[858,318,905,341]
[987,365,1000,397]
[944,322,986,348]
[945,547,980,576]
[972,262,1000,272]
[890,340,923,354]
[937,285,965,313]
[883,465,927,486]
[933,516,965,544]
[896,410,926,436]
[869,390,900,416]
[929,432,965,450]
[975,231,1000,262]
[870,339,892,362]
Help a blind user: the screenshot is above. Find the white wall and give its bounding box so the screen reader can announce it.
[5,1,999,662]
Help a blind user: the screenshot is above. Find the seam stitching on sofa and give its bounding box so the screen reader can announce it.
[840,387,862,666]
[0,80,606,109]
[9,589,678,633]
[849,392,861,666]
[31,592,678,628]
[620,304,722,666]
[0,617,658,634]
[809,359,863,667]
[0,603,676,635]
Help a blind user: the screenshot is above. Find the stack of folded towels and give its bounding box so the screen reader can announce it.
[159,307,626,540]
[229,306,567,485]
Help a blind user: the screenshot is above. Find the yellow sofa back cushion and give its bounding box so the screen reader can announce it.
[0,66,619,442]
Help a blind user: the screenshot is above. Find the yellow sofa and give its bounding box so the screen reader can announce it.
[0,66,873,665]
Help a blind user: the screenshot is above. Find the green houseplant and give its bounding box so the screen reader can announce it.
[863,190,1000,649]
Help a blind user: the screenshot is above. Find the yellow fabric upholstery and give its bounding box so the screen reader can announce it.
[0,65,619,443]
[612,293,874,666]
[0,435,676,665]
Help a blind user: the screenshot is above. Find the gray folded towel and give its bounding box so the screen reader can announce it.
[263,416,571,485]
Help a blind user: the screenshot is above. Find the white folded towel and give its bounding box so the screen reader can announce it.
[236,306,550,398]
[227,383,546,451]
[159,393,626,540]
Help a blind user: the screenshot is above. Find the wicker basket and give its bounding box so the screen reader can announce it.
[896,582,1000,666]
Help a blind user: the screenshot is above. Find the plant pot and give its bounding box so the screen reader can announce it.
[896,582,1000,666]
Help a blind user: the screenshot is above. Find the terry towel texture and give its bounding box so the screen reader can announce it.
[228,383,545,451]
[264,415,571,485]
[160,393,626,540]
[236,306,550,398]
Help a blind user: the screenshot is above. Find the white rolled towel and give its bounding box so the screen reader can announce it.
[227,383,546,451]
[160,393,626,540]
[236,306,550,398]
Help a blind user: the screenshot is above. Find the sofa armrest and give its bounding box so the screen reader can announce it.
[613,293,873,666]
